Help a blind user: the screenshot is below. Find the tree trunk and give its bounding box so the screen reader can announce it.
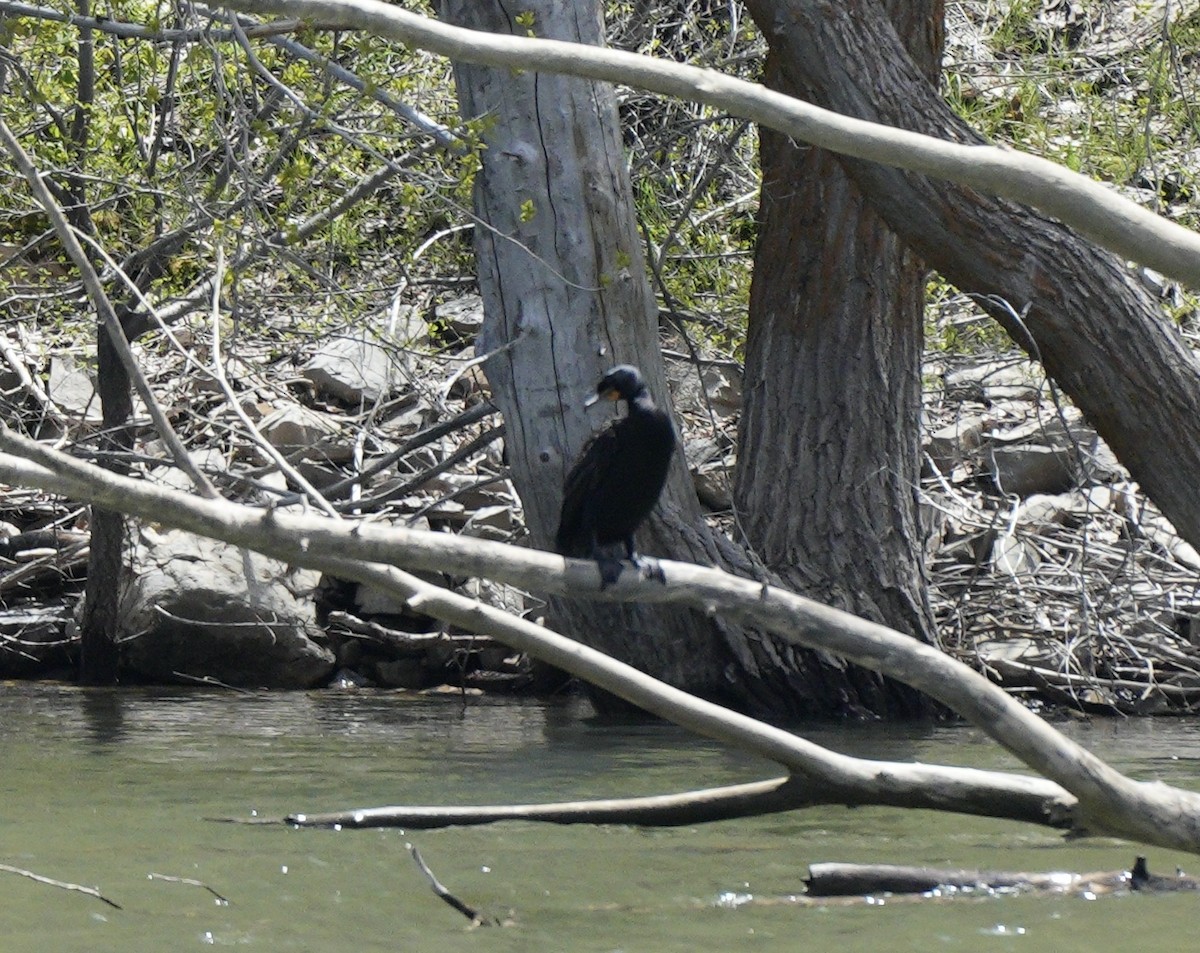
[78,329,133,684]
[439,0,937,718]
[439,0,744,705]
[65,0,125,685]
[735,2,943,717]
[745,0,1200,552]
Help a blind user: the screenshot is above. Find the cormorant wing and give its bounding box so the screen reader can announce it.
[555,425,620,555]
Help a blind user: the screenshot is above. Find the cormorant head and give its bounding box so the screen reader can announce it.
[585,364,647,406]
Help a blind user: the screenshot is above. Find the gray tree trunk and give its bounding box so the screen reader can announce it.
[439,0,922,718]
[439,0,738,705]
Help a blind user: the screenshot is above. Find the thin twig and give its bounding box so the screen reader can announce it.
[148,872,231,904]
[408,844,495,926]
[0,862,122,909]
[0,117,216,499]
[207,244,339,518]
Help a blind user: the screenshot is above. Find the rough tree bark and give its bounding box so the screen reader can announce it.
[438,0,933,718]
[744,0,1200,549]
[77,334,132,685]
[735,1,944,717]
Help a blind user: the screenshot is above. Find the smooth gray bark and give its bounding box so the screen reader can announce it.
[439,0,740,704]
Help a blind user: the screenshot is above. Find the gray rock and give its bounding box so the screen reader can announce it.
[301,335,395,405]
[258,404,354,463]
[149,449,228,493]
[353,569,444,622]
[434,294,484,340]
[119,529,333,688]
[984,414,1121,497]
[666,355,743,423]
[1017,491,1079,525]
[461,504,512,539]
[988,444,1075,497]
[945,360,1043,402]
[388,304,430,348]
[462,577,526,616]
[373,657,432,688]
[0,604,73,674]
[991,533,1040,577]
[693,462,732,511]
[926,415,987,474]
[48,354,101,421]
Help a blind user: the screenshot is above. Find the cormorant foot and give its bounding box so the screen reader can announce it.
[644,557,666,585]
[629,552,666,585]
[597,557,624,590]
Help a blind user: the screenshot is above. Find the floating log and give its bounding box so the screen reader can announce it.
[804,856,1200,898]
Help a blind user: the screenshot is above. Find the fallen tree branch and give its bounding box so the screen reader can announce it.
[804,855,1200,897]
[991,657,1200,710]
[803,859,1144,898]
[6,432,1200,851]
[284,772,1069,830]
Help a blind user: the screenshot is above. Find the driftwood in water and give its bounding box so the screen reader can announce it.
[805,856,1200,898]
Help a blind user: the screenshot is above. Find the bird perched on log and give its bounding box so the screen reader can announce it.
[555,364,676,588]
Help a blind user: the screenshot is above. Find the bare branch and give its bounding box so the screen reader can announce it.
[147,872,230,904]
[285,772,1070,831]
[0,118,217,498]
[408,845,497,926]
[215,0,1200,290]
[0,862,122,909]
[206,245,339,517]
[0,1,333,40]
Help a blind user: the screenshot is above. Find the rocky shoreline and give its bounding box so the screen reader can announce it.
[1,295,1197,712]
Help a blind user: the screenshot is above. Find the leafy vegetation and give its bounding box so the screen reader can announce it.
[1,1,477,354]
[933,1,1200,348]
[2,1,1199,361]
[946,2,1200,210]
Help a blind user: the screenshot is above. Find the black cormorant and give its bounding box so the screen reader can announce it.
[555,364,676,587]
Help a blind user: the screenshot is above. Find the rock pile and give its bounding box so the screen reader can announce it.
[0,302,1196,710]
[924,353,1200,714]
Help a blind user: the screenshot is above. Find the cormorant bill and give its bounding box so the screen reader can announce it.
[555,364,677,588]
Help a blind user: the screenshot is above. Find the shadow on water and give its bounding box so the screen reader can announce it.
[80,688,128,748]
[3,683,1200,952]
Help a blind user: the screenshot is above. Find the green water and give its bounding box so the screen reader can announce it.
[2,684,1199,952]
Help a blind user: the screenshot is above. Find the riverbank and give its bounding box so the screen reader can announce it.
[0,301,1196,711]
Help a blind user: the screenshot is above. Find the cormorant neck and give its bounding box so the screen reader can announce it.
[628,389,655,413]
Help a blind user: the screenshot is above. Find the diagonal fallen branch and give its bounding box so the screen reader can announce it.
[2,429,1200,852]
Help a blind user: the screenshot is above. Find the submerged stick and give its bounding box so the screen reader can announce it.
[0,862,122,909]
[148,872,231,904]
[408,844,498,926]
